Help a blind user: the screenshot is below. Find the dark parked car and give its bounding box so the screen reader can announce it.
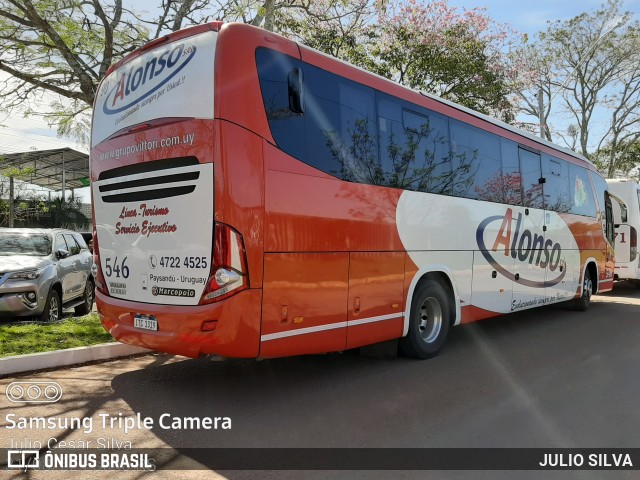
[79,232,93,253]
[0,228,94,321]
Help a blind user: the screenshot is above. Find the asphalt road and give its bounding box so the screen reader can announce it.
[2,283,640,479]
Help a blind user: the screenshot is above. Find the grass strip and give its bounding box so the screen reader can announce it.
[0,313,114,358]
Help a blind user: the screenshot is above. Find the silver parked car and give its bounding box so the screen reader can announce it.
[0,228,94,321]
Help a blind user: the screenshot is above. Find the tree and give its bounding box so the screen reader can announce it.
[207,0,373,35]
[276,0,376,64]
[44,196,90,229]
[509,42,554,139]
[0,0,525,141]
[516,0,640,167]
[0,0,375,141]
[355,0,528,122]
[0,0,147,142]
[593,139,640,179]
[0,153,36,226]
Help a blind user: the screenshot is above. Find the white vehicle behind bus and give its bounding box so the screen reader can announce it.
[607,179,639,284]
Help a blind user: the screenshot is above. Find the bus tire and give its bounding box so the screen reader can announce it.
[400,279,450,359]
[573,269,592,311]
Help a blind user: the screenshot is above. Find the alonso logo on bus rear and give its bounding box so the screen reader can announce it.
[103,43,197,115]
[476,207,566,287]
[151,286,195,298]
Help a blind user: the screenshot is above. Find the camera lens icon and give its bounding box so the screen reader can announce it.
[6,381,63,403]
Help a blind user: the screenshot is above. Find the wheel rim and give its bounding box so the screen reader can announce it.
[418,297,443,344]
[49,296,59,322]
[583,276,592,301]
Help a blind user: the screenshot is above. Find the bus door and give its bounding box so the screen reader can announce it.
[611,190,634,266]
[514,148,547,307]
[472,215,515,315]
[541,155,579,303]
[614,222,633,265]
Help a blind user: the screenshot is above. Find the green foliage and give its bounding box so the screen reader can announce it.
[0,194,89,229]
[278,2,375,65]
[0,313,113,358]
[0,147,89,228]
[593,140,640,179]
[368,22,515,120]
[0,153,35,179]
[0,0,150,138]
[284,1,523,122]
[47,196,90,229]
[2,166,35,178]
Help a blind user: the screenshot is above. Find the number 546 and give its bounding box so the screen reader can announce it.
[105,256,130,278]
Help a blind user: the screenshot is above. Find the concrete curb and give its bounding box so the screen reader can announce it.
[0,343,152,377]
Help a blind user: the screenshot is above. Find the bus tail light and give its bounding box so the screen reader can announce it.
[92,228,109,295]
[630,227,637,262]
[200,223,248,304]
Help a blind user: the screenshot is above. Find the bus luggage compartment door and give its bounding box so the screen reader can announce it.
[346,252,405,350]
[260,252,348,358]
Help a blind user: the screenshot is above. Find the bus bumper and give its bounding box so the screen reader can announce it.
[96,289,262,358]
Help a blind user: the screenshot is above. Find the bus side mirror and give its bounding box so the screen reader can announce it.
[621,204,628,223]
[288,68,304,114]
[608,190,628,224]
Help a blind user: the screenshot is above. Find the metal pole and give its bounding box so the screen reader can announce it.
[9,176,14,228]
[61,151,66,204]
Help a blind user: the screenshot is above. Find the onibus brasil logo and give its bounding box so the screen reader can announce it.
[102,42,197,115]
[476,207,566,288]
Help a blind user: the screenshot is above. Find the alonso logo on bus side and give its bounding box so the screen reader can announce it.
[476,207,566,288]
[102,42,197,115]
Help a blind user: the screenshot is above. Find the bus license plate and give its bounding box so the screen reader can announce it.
[134,315,158,331]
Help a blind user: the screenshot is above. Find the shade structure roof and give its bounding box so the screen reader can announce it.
[1,147,89,192]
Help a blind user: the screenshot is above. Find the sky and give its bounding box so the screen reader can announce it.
[447,0,639,35]
[1,0,639,202]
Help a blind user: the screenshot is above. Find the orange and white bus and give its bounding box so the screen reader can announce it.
[91,22,615,360]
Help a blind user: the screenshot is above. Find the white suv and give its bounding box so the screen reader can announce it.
[0,228,94,322]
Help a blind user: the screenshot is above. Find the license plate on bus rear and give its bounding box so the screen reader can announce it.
[134,315,158,331]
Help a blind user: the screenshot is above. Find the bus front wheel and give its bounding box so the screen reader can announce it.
[400,279,451,359]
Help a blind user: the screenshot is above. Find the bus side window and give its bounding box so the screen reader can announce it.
[330,81,379,184]
[542,155,571,213]
[256,48,306,162]
[499,139,523,207]
[450,121,501,201]
[569,164,597,217]
[377,94,451,193]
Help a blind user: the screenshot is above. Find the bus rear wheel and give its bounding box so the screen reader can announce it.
[573,270,592,311]
[400,279,450,359]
